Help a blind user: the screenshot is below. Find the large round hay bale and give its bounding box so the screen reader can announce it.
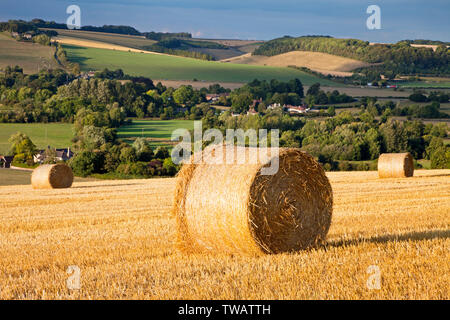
[31,164,74,189]
[173,146,333,255]
[378,153,414,178]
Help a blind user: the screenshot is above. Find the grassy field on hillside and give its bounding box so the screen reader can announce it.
[63,45,338,85]
[0,123,73,155]
[0,170,448,299]
[0,33,60,74]
[117,120,194,148]
[50,29,261,61]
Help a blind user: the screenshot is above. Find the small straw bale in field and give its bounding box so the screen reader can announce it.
[173,145,333,255]
[378,153,414,178]
[31,164,74,189]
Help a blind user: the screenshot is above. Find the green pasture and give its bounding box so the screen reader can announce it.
[0,123,73,155]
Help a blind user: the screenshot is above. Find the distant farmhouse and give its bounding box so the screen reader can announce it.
[33,147,74,164]
[267,103,311,115]
[79,71,96,80]
[286,105,310,115]
[23,33,33,40]
[206,93,229,103]
[247,99,262,115]
[10,31,33,41]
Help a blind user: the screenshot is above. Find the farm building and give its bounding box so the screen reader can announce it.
[206,93,229,103]
[267,103,282,110]
[79,71,96,80]
[287,105,309,114]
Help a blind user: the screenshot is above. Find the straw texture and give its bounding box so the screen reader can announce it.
[173,146,333,255]
[378,153,414,178]
[31,164,74,189]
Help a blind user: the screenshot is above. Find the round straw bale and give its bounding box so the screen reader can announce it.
[173,146,333,255]
[378,153,414,178]
[31,164,74,189]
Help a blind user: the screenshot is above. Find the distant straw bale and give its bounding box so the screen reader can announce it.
[378,153,414,178]
[31,164,74,189]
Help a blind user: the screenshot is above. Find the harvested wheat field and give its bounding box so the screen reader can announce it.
[0,170,449,300]
[222,51,372,76]
[55,36,168,56]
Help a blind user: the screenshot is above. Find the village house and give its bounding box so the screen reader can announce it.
[267,103,282,110]
[205,93,230,103]
[287,105,310,115]
[33,147,74,164]
[79,71,96,80]
[23,33,33,40]
[246,98,262,115]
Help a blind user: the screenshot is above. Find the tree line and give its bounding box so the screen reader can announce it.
[201,107,449,170]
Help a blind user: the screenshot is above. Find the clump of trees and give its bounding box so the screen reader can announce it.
[0,68,233,123]
[8,132,36,166]
[0,20,57,42]
[409,91,449,103]
[69,129,178,178]
[304,83,354,106]
[228,78,305,113]
[392,102,448,119]
[143,32,192,41]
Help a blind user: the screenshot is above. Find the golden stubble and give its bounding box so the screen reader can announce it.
[0,170,448,300]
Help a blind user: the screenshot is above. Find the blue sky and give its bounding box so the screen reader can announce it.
[1,0,449,42]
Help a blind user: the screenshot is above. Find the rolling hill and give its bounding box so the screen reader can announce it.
[48,29,260,61]
[63,44,338,85]
[254,36,450,76]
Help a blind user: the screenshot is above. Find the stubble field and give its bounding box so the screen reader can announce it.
[222,51,372,77]
[0,170,448,299]
[0,33,60,74]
